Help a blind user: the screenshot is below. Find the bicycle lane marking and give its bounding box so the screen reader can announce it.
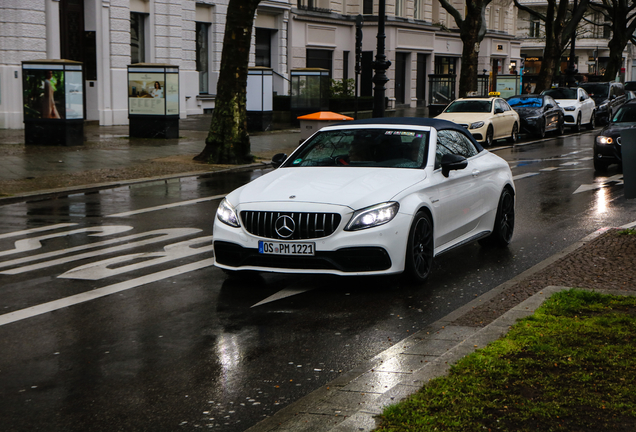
[0,258,216,327]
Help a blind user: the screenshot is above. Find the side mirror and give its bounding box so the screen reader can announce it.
[545,103,554,110]
[272,153,288,168]
[580,96,585,102]
[441,154,468,177]
[495,107,504,114]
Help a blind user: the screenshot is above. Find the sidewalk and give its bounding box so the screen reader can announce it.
[0,115,304,202]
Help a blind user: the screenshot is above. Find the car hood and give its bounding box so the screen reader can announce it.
[600,121,636,136]
[511,107,541,117]
[227,167,427,210]
[435,112,491,124]
[554,99,579,108]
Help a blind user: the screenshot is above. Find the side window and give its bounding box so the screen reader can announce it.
[435,130,478,169]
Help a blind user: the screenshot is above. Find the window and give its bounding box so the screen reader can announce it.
[255,28,272,68]
[343,51,349,81]
[196,22,210,94]
[529,21,540,38]
[435,57,456,75]
[435,130,478,169]
[363,0,374,14]
[130,12,147,64]
[414,0,424,20]
[306,49,333,77]
[395,0,404,17]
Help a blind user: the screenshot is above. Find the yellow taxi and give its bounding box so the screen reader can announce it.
[435,93,520,146]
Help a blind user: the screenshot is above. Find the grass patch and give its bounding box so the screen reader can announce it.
[617,228,636,236]
[375,289,636,431]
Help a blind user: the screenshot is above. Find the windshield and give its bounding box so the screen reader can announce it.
[543,88,577,100]
[507,97,542,108]
[612,105,636,123]
[283,128,429,168]
[580,83,609,98]
[444,100,492,113]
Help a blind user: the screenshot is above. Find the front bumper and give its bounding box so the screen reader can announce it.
[594,138,622,164]
[212,211,413,276]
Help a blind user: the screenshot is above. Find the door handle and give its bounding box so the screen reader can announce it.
[472,169,480,177]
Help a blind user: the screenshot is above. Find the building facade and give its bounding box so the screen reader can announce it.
[0,0,520,129]
[516,0,635,91]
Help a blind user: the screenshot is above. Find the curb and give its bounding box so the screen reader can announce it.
[0,162,272,206]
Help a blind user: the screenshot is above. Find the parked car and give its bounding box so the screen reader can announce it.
[213,117,516,282]
[506,94,565,138]
[579,81,626,125]
[541,87,596,132]
[626,90,636,102]
[624,81,636,92]
[434,96,520,146]
[593,99,636,171]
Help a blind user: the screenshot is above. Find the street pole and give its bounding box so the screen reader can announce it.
[355,14,363,120]
[372,0,391,118]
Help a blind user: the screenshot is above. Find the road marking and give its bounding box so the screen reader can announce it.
[251,288,312,308]
[0,226,133,258]
[0,223,77,240]
[0,258,216,327]
[0,228,201,274]
[59,236,214,280]
[512,172,539,180]
[573,174,624,194]
[105,194,226,218]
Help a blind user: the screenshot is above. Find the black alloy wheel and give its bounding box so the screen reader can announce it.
[572,113,582,132]
[508,123,519,143]
[485,125,494,147]
[405,211,434,282]
[479,188,515,247]
[536,119,546,139]
[587,112,596,130]
[556,117,565,135]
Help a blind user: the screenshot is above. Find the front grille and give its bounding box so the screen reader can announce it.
[240,211,342,240]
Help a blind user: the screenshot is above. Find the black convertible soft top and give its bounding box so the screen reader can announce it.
[329,117,484,152]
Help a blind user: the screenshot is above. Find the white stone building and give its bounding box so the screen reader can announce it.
[0,0,521,130]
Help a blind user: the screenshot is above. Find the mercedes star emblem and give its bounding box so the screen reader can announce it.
[275,215,295,238]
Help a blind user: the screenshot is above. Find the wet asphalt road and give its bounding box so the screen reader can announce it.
[1,131,636,431]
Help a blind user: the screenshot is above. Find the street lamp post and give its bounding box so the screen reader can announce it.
[372,0,391,118]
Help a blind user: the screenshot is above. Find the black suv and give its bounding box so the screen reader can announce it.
[580,82,626,125]
[593,99,636,171]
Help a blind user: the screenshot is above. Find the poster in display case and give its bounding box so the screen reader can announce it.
[127,64,179,138]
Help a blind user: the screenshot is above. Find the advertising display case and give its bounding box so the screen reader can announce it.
[128,64,179,138]
[22,60,84,145]
[246,67,273,131]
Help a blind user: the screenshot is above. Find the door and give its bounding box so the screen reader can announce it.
[395,52,408,105]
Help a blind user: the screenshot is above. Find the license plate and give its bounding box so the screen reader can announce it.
[258,241,315,256]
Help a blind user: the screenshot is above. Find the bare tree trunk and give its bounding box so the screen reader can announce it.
[458,15,481,97]
[194,0,260,164]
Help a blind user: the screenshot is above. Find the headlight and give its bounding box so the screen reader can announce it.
[345,202,399,231]
[596,136,613,145]
[469,121,485,129]
[563,106,576,111]
[216,198,240,227]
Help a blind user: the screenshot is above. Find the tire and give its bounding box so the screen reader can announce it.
[535,119,546,139]
[556,117,565,136]
[508,123,519,143]
[586,111,596,130]
[404,211,434,283]
[485,125,494,147]
[572,113,581,133]
[480,188,515,247]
